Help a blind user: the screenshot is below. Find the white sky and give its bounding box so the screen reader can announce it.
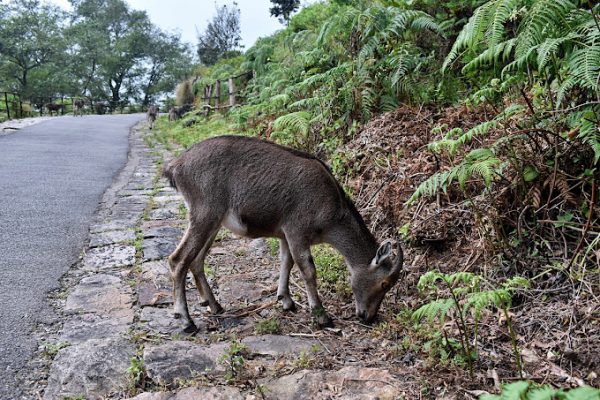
[45,0,315,49]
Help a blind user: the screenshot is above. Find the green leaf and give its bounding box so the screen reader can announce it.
[523,165,539,182]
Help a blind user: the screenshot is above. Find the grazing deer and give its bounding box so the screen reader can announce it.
[73,99,85,116]
[94,102,107,115]
[45,103,64,116]
[163,135,403,332]
[147,105,159,129]
[168,104,193,121]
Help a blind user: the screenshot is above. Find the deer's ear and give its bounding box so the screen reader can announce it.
[372,242,392,266]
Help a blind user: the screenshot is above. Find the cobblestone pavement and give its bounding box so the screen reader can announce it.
[30,124,408,399]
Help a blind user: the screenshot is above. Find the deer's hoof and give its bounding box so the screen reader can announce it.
[182,322,197,334]
[278,295,296,312]
[211,303,224,315]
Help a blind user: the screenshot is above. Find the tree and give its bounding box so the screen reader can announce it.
[0,0,66,97]
[69,0,154,108]
[269,0,300,24]
[197,2,242,66]
[138,29,192,106]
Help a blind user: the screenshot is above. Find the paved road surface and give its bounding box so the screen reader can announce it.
[0,114,144,398]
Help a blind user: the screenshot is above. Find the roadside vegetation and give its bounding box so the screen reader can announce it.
[154,0,600,395]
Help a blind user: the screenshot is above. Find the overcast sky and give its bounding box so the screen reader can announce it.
[46,0,315,49]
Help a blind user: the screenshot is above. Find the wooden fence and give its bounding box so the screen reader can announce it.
[199,71,253,116]
[0,93,144,120]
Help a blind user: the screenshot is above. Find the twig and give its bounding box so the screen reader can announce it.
[543,101,600,115]
[206,299,278,318]
[566,178,597,270]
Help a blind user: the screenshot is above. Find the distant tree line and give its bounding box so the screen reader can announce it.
[0,0,193,108]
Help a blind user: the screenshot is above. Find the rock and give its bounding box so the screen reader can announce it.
[139,307,182,335]
[143,341,229,384]
[141,260,170,281]
[60,313,133,344]
[148,206,180,221]
[144,225,182,239]
[127,386,243,400]
[241,335,318,357]
[143,237,177,262]
[153,195,181,205]
[218,273,266,306]
[137,281,172,307]
[82,244,135,271]
[89,229,135,248]
[261,367,401,400]
[249,238,269,257]
[115,194,149,204]
[43,338,135,400]
[65,274,133,318]
[90,220,135,233]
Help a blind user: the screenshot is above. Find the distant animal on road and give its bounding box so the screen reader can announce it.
[162,135,404,333]
[147,105,159,129]
[73,99,85,116]
[94,102,107,115]
[45,103,64,116]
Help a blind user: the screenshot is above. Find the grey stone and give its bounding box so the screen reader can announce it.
[241,335,318,357]
[65,274,133,318]
[126,387,243,400]
[82,244,135,271]
[143,341,228,384]
[143,237,177,262]
[153,195,181,205]
[141,260,170,281]
[60,313,133,344]
[144,225,182,239]
[115,194,149,204]
[90,220,134,233]
[148,207,180,221]
[89,229,135,248]
[218,273,266,306]
[261,367,401,400]
[139,307,180,335]
[249,238,269,257]
[43,338,136,400]
[119,189,154,197]
[138,281,172,307]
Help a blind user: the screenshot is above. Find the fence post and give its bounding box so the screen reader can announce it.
[205,84,213,117]
[4,92,10,120]
[229,77,236,107]
[215,80,221,110]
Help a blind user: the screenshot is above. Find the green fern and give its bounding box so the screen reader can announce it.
[481,381,600,400]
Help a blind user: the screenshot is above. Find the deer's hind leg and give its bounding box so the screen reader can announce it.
[189,229,223,314]
[277,237,296,311]
[168,210,221,333]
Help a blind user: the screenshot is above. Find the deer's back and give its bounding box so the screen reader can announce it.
[170,136,345,237]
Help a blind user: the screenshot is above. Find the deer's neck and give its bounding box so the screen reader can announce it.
[325,212,379,268]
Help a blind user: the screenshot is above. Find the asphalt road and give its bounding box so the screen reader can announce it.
[0,114,144,398]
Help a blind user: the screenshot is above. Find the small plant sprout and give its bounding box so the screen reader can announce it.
[255,317,280,334]
[219,339,247,383]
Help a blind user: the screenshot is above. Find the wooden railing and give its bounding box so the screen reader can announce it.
[0,93,145,120]
[199,71,253,115]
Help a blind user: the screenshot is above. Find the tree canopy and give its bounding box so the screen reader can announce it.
[0,0,192,107]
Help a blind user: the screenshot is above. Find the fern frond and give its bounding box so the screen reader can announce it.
[412,298,455,324]
[406,171,451,206]
[272,111,311,137]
